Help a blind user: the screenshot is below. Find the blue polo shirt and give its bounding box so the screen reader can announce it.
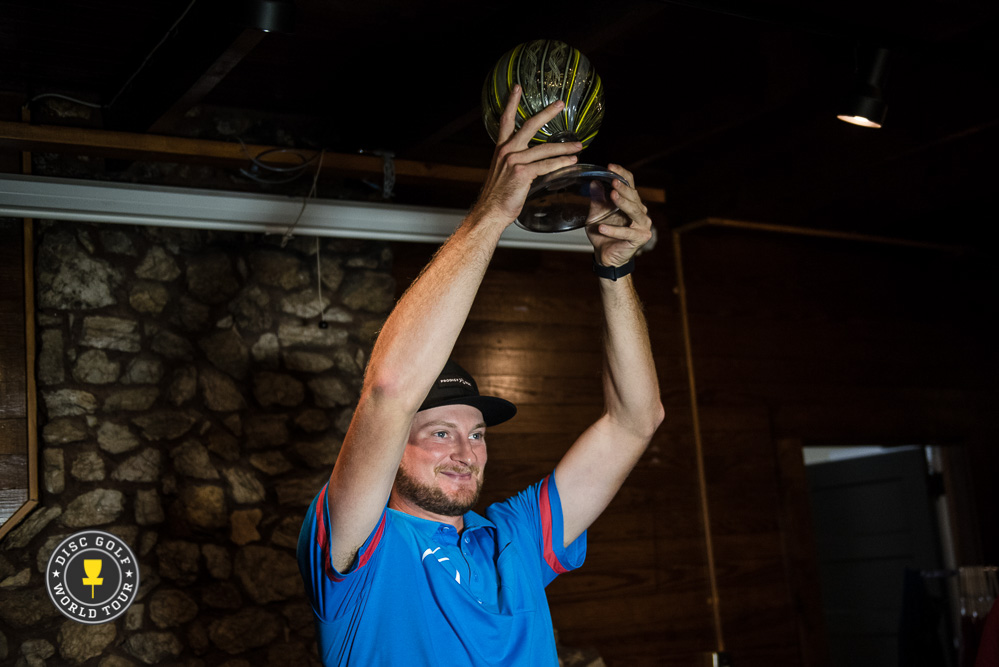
[297,475,586,666]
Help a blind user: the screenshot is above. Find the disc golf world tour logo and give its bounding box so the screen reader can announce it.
[45,530,140,623]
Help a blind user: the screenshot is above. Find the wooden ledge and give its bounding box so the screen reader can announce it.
[0,120,666,204]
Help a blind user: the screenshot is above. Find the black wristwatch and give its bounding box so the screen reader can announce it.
[592,254,635,281]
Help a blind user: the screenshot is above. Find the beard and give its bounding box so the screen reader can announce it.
[394,463,483,517]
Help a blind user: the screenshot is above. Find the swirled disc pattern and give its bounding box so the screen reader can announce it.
[482,39,605,149]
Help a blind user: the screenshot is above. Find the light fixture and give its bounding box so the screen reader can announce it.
[236,0,296,33]
[837,46,890,128]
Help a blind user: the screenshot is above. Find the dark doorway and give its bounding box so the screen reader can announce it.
[804,446,954,667]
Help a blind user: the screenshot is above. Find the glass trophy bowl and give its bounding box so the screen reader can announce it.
[519,164,630,233]
[482,39,626,232]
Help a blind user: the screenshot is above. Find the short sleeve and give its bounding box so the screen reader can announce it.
[486,474,587,586]
[296,482,387,621]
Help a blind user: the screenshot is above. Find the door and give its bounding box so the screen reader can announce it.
[806,447,950,667]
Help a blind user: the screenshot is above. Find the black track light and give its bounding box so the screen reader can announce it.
[838,47,890,128]
[236,0,296,34]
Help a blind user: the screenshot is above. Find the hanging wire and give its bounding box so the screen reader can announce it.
[315,236,328,329]
[25,93,103,110]
[106,0,200,110]
[23,1,200,113]
[279,148,325,247]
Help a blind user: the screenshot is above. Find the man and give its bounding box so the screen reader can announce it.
[297,85,664,665]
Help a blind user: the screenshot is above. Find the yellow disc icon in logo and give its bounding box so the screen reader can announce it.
[82,559,103,598]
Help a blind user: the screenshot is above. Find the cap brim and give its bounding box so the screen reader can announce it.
[419,395,517,427]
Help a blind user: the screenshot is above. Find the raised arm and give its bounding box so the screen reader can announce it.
[554,165,665,546]
[325,88,583,572]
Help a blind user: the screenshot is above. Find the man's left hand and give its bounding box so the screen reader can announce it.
[585,164,654,268]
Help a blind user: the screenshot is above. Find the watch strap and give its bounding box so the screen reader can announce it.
[592,255,635,281]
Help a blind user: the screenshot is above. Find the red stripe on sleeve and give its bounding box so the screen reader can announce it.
[357,513,386,570]
[316,484,386,583]
[540,476,569,575]
[315,484,344,582]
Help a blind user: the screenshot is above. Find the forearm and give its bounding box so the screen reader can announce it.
[553,272,663,544]
[363,211,507,409]
[598,275,664,440]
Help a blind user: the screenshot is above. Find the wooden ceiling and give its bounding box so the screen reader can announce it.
[1,0,997,245]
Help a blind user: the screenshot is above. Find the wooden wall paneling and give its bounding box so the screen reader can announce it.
[685,330,992,396]
[646,416,716,661]
[682,233,995,391]
[469,282,605,327]
[0,419,29,518]
[771,393,998,445]
[676,227,818,663]
[0,217,38,540]
[961,438,999,563]
[940,444,985,565]
[485,403,604,436]
[685,314,984,366]
[552,589,718,658]
[548,531,660,601]
[713,540,799,655]
[0,219,27,419]
[477,432,594,464]
[664,404,769,434]
[455,349,606,383]
[458,320,605,354]
[774,436,831,667]
[677,220,999,665]
[679,226,977,318]
[698,415,802,660]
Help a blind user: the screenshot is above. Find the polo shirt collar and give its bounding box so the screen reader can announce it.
[387,507,496,542]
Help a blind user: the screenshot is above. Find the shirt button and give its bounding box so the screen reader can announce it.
[463,536,469,544]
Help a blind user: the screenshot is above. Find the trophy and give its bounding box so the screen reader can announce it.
[482,39,629,233]
[83,558,103,598]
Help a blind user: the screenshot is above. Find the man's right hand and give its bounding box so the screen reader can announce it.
[471,84,583,225]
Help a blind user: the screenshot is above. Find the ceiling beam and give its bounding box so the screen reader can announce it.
[147,28,266,134]
[0,120,666,203]
[104,1,252,133]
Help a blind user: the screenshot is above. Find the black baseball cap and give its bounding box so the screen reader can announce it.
[418,360,517,426]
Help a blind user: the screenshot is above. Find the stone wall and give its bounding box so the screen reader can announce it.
[0,220,395,666]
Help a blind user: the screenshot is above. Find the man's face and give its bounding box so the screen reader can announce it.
[391,404,487,519]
